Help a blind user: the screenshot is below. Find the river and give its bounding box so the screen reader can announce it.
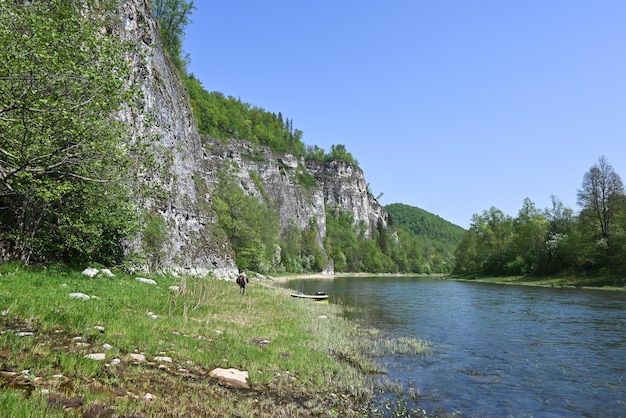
[285,277,626,417]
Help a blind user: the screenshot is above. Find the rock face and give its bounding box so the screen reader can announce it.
[113,1,388,278]
[116,1,237,278]
[203,138,389,272]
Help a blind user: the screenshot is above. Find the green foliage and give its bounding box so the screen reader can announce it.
[142,211,168,270]
[0,0,142,265]
[453,159,626,281]
[324,209,398,273]
[385,203,465,273]
[294,164,318,189]
[305,144,360,166]
[185,74,306,155]
[151,0,196,74]
[212,173,279,273]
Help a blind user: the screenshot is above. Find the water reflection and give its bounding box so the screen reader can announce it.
[285,277,626,417]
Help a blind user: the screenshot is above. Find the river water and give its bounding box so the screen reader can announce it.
[286,277,626,417]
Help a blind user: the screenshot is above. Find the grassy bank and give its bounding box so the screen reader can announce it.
[0,263,384,417]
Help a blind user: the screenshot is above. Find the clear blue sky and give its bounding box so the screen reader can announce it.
[183,1,626,229]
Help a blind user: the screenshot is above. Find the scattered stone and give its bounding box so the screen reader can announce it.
[135,277,157,285]
[318,315,328,319]
[75,342,91,348]
[147,312,158,319]
[82,268,99,277]
[154,356,172,363]
[168,285,180,292]
[101,268,115,277]
[15,331,34,337]
[85,353,106,361]
[129,353,146,362]
[102,343,113,350]
[260,339,270,345]
[40,389,50,395]
[72,336,83,341]
[69,292,90,300]
[110,358,121,366]
[93,326,105,333]
[209,367,250,389]
[52,374,64,379]
[90,295,100,299]
[144,393,156,401]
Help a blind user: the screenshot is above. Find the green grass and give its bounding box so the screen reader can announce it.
[0,262,388,416]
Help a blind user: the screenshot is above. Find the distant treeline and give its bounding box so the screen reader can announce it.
[454,156,626,284]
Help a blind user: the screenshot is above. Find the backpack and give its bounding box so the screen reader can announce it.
[236,275,245,286]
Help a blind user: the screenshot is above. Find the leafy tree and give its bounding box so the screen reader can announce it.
[151,0,195,73]
[577,156,624,241]
[453,207,513,276]
[509,198,548,274]
[329,144,359,166]
[0,0,141,264]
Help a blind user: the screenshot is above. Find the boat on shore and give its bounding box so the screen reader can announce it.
[290,291,329,301]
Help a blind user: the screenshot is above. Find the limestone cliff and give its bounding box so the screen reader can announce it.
[202,138,390,274]
[114,1,388,278]
[116,0,237,278]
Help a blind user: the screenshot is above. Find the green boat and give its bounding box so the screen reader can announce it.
[290,291,329,301]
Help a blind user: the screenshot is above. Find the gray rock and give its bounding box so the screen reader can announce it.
[69,293,90,300]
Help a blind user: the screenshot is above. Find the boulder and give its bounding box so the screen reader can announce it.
[209,367,250,389]
[135,277,157,285]
[82,268,99,277]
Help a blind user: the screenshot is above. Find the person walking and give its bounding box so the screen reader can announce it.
[236,272,249,295]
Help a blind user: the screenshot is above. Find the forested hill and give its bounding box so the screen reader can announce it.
[385,203,465,270]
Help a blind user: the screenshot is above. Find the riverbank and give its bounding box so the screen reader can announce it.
[0,264,384,417]
[271,272,443,283]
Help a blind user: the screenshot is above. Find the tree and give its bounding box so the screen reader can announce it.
[0,0,141,264]
[151,0,195,72]
[509,198,548,274]
[577,156,625,240]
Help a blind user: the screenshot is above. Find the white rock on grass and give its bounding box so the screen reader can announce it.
[85,353,106,361]
[69,293,90,300]
[135,277,157,285]
[154,356,172,363]
[82,268,99,277]
[101,268,115,277]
